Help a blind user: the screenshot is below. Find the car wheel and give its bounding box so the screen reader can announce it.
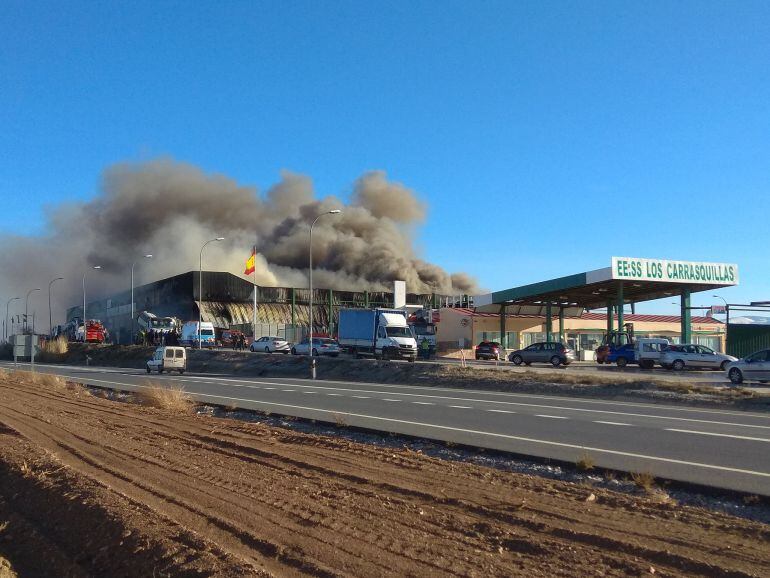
[291,347,297,355]
[596,359,604,364]
[720,360,730,371]
[729,367,743,385]
[178,369,185,375]
[475,355,481,360]
[146,365,151,374]
[265,346,270,353]
[158,367,164,374]
[672,360,685,371]
[511,355,523,366]
[616,357,628,368]
[312,348,318,356]
[550,356,561,367]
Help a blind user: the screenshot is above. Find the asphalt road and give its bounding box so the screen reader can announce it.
[4,361,770,496]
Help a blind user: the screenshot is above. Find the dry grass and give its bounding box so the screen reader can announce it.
[136,381,193,414]
[43,336,68,355]
[576,453,595,471]
[332,413,348,428]
[630,471,656,492]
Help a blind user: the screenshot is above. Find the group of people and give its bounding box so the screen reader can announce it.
[137,329,178,346]
[231,333,248,351]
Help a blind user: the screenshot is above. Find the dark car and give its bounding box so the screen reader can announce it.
[508,342,575,367]
[475,341,501,360]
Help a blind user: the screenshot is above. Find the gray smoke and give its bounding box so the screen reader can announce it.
[0,159,478,328]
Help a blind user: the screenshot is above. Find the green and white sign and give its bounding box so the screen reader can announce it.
[611,257,738,285]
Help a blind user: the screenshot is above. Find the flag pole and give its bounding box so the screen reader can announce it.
[253,242,258,341]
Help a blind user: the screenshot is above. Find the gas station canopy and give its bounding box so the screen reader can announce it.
[474,257,739,343]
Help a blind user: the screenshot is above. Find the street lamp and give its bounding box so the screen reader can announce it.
[5,297,20,342]
[131,254,153,343]
[25,288,41,333]
[82,266,101,339]
[308,209,341,378]
[48,277,64,336]
[199,238,224,349]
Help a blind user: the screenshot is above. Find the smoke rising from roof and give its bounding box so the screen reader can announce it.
[0,159,477,327]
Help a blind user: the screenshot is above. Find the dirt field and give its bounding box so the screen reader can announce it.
[0,371,768,577]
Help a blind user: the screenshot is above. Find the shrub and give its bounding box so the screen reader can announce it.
[631,471,655,492]
[576,453,595,471]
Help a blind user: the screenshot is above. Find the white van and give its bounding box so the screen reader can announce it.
[180,321,217,348]
[146,346,187,374]
[635,338,670,369]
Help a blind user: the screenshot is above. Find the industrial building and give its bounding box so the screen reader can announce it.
[68,271,441,344]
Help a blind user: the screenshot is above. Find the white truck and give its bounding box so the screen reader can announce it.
[180,321,217,348]
[338,308,418,362]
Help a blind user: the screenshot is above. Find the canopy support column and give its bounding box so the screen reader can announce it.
[558,306,565,343]
[617,282,624,331]
[545,303,553,342]
[499,305,507,351]
[606,301,613,335]
[681,288,692,343]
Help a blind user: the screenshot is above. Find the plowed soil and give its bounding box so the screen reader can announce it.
[0,373,768,577]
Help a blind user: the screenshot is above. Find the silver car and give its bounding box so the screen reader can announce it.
[291,337,341,357]
[659,344,737,371]
[725,349,770,385]
[250,336,291,353]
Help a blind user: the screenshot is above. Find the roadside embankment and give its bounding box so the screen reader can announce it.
[12,343,770,410]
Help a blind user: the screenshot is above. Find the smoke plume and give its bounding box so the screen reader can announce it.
[0,159,478,328]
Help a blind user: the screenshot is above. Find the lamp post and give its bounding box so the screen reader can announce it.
[308,210,341,378]
[199,238,224,349]
[25,288,41,333]
[48,277,64,336]
[5,297,20,342]
[131,255,153,344]
[82,266,101,340]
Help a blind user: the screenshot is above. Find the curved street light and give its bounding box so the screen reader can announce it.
[25,288,41,333]
[48,277,64,336]
[308,210,341,378]
[131,254,153,343]
[5,297,20,342]
[199,238,224,349]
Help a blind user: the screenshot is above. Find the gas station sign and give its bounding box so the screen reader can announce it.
[611,257,738,285]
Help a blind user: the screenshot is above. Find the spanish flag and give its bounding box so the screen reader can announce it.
[244,248,256,276]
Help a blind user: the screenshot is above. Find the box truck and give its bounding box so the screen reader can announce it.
[338,308,418,362]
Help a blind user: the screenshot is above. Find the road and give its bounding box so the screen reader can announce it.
[3,361,770,496]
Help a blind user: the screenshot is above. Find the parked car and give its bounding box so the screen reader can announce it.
[475,341,501,361]
[508,342,575,367]
[725,349,770,385]
[146,346,186,374]
[291,337,341,357]
[250,336,291,353]
[659,344,737,371]
[608,338,670,368]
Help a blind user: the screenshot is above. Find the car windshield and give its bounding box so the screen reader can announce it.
[200,329,214,336]
[386,326,414,338]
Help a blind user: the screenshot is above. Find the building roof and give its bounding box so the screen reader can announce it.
[446,308,722,325]
[474,257,739,311]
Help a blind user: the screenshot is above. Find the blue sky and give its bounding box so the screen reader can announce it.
[2,0,769,312]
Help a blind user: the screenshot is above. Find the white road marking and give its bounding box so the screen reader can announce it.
[382,399,401,402]
[487,409,516,414]
[326,393,341,396]
[594,421,632,426]
[302,391,317,394]
[449,405,473,409]
[412,402,434,405]
[72,376,770,480]
[535,415,568,420]
[666,429,770,443]
[263,387,275,390]
[282,389,295,392]
[353,395,370,399]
